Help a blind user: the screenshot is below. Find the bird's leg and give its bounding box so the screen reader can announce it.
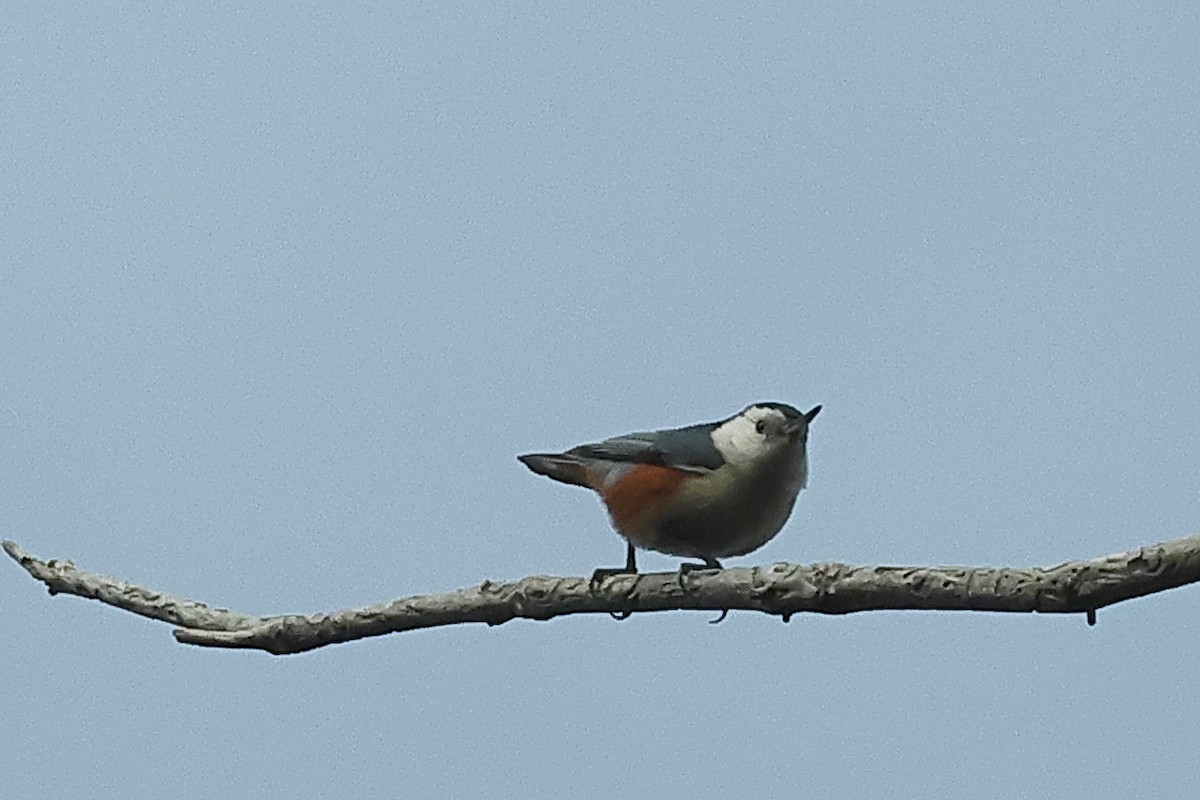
[589,542,638,620]
[589,542,638,589]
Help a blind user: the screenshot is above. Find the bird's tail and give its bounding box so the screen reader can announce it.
[517,453,593,488]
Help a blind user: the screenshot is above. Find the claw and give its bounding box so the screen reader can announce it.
[708,609,730,624]
[591,542,638,620]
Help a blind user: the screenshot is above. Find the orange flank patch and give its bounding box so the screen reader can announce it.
[601,464,689,533]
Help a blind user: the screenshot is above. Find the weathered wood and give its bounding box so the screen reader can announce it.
[5,534,1199,655]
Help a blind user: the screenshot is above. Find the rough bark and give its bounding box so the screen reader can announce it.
[5,534,1199,656]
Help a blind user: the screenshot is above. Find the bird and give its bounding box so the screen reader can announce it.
[518,402,821,588]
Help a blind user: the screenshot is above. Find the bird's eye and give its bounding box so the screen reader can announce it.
[755,420,766,434]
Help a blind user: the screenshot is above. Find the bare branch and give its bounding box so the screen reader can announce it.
[2,540,260,631]
[5,535,1200,655]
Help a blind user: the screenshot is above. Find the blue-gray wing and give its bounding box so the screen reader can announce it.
[568,423,724,473]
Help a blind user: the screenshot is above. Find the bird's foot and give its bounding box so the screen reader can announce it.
[589,566,638,620]
[676,558,723,591]
[589,566,638,592]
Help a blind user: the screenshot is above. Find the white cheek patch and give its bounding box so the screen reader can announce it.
[710,414,770,464]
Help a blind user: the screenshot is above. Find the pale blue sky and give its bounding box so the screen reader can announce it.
[2,4,1198,797]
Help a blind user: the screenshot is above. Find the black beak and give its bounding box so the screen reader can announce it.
[784,405,822,437]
